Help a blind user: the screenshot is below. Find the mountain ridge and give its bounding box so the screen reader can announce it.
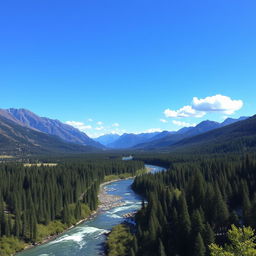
[0,115,99,155]
[134,116,248,150]
[0,108,103,149]
[169,115,256,153]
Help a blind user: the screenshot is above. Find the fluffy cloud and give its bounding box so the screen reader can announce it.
[144,128,163,133]
[112,123,120,127]
[164,94,243,118]
[160,119,168,123]
[192,94,243,114]
[97,121,103,125]
[87,118,93,122]
[65,121,92,131]
[172,120,196,127]
[95,126,104,131]
[164,105,205,118]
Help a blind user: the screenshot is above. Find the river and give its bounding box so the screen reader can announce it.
[17,164,165,256]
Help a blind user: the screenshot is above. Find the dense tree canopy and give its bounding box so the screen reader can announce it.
[0,158,143,255]
[127,153,256,256]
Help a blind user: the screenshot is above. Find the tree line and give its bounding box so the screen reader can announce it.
[0,159,143,250]
[125,153,256,256]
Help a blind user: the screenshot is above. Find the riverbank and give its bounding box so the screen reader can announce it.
[18,210,98,254]
[98,167,151,212]
[16,168,150,255]
[16,180,125,255]
[98,178,132,212]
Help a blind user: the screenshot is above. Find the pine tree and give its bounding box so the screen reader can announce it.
[178,194,191,255]
[158,239,167,256]
[191,210,204,237]
[5,215,11,237]
[213,186,229,228]
[74,201,82,220]
[178,194,191,236]
[62,204,71,226]
[13,211,21,237]
[129,248,135,256]
[133,236,138,253]
[203,223,215,256]
[194,233,206,256]
[242,188,251,225]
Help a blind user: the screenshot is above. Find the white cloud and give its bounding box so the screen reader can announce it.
[110,130,123,135]
[97,121,103,125]
[164,105,205,118]
[172,120,196,127]
[192,94,243,114]
[160,119,168,123]
[222,115,229,120]
[144,128,163,133]
[164,94,243,119]
[88,118,93,122]
[112,123,120,127]
[65,121,92,131]
[88,132,105,138]
[95,126,104,131]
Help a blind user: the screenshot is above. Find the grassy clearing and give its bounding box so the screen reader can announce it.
[23,163,58,167]
[104,173,132,182]
[104,168,148,182]
[0,155,13,159]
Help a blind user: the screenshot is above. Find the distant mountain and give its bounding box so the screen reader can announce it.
[107,132,161,149]
[147,131,174,141]
[98,116,249,150]
[175,127,194,134]
[135,117,248,150]
[0,108,103,149]
[170,115,256,153]
[221,116,248,126]
[0,115,98,155]
[94,134,120,146]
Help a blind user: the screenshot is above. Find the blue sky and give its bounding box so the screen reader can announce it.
[0,0,255,137]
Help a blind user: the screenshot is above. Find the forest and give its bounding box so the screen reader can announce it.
[116,153,256,256]
[0,158,143,255]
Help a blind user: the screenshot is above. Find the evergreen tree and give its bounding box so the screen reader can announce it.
[129,248,135,256]
[5,215,11,237]
[194,233,206,256]
[62,204,71,226]
[158,239,167,256]
[191,210,204,237]
[74,201,82,220]
[209,225,256,255]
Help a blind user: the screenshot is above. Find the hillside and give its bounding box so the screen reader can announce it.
[0,108,103,148]
[0,115,98,155]
[94,134,120,146]
[135,117,248,150]
[107,132,160,149]
[169,115,256,153]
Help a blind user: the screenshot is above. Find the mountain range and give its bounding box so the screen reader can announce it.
[106,132,161,149]
[0,115,98,155]
[95,116,248,149]
[94,133,120,146]
[0,108,103,147]
[0,108,104,155]
[168,115,256,153]
[0,107,254,156]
